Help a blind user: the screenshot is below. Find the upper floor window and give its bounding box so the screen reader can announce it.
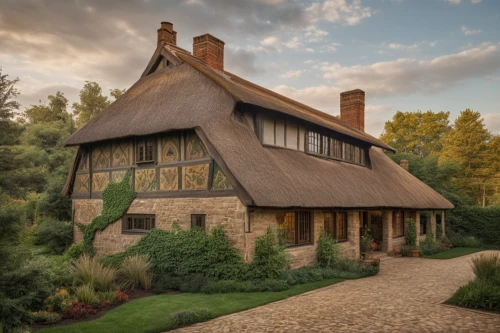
[136,138,155,163]
[308,131,321,154]
[330,139,342,159]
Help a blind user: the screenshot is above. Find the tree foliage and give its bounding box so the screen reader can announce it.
[380,110,450,157]
[72,81,110,128]
[24,91,71,124]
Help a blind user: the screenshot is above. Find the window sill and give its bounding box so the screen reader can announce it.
[122,230,151,235]
[286,244,314,251]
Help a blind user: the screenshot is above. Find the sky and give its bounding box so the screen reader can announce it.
[1,0,499,137]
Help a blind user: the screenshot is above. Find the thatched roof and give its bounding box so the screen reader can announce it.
[63,44,453,209]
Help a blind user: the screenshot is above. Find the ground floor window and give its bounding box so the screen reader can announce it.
[392,211,404,238]
[277,211,313,246]
[191,214,206,230]
[420,213,427,235]
[122,214,155,234]
[324,211,348,242]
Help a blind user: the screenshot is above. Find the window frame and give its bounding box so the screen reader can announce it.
[277,211,313,247]
[122,214,156,234]
[324,211,348,242]
[135,137,156,164]
[191,214,206,230]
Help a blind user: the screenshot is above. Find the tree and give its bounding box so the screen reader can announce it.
[24,91,70,124]
[441,109,492,207]
[72,81,110,127]
[110,88,126,100]
[0,68,21,146]
[380,110,450,157]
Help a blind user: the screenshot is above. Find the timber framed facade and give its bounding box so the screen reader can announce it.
[63,22,453,268]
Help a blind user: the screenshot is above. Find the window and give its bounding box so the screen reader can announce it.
[308,131,321,154]
[136,138,155,163]
[360,148,365,165]
[330,139,342,159]
[324,211,348,242]
[277,211,313,246]
[392,211,404,238]
[122,214,155,233]
[420,214,427,235]
[321,135,329,155]
[191,214,206,230]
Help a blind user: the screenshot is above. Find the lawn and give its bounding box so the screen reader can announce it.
[425,247,483,259]
[38,278,343,333]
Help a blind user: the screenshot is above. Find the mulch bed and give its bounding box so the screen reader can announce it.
[32,289,179,331]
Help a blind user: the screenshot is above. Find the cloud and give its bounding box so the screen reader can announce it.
[484,113,500,133]
[445,0,461,4]
[318,43,500,97]
[305,0,374,26]
[471,0,482,3]
[279,70,303,79]
[385,41,437,51]
[225,46,266,77]
[304,25,329,42]
[461,25,481,35]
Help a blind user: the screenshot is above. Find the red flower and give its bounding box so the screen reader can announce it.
[115,291,129,303]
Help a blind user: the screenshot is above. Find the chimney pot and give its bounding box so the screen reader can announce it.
[157,21,177,45]
[340,89,365,132]
[193,33,225,71]
[400,160,409,171]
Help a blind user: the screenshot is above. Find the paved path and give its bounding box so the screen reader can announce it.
[173,251,500,333]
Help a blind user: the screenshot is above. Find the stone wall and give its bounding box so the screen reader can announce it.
[73,196,247,257]
[73,198,362,269]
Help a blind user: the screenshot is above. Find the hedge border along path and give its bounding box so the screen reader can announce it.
[425,247,483,259]
[38,279,343,333]
[76,172,136,255]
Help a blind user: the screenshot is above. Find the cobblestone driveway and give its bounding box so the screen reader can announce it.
[173,251,500,333]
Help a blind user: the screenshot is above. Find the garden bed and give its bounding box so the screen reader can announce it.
[37,278,343,333]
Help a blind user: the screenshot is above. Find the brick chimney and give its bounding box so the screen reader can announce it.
[400,160,409,171]
[157,21,177,45]
[340,89,365,132]
[193,33,225,71]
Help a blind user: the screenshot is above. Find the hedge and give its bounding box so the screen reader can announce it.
[446,207,500,246]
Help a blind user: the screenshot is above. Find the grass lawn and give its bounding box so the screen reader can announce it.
[39,278,343,333]
[425,247,483,259]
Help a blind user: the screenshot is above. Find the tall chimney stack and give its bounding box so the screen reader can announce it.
[157,21,177,45]
[340,89,365,132]
[193,33,225,71]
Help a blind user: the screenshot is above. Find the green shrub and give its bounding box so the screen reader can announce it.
[471,253,499,282]
[96,291,117,303]
[25,255,73,288]
[316,230,340,267]
[464,236,482,248]
[405,218,417,246]
[74,284,97,304]
[116,255,153,291]
[420,233,446,256]
[34,218,73,254]
[43,288,73,313]
[179,274,208,293]
[152,275,183,294]
[101,227,246,281]
[30,311,61,324]
[448,279,500,310]
[64,242,84,260]
[200,280,253,294]
[72,255,117,291]
[447,207,500,245]
[166,308,213,329]
[249,227,290,280]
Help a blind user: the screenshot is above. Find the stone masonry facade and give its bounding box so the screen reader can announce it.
[73,198,362,269]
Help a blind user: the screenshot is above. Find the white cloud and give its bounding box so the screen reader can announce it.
[279,70,304,79]
[484,113,500,133]
[304,60,315,64]
[304,25,329,42]
[320,42,342,53]
[274,43,500,114]
[471,0,482,3]
[461,25,481,35]
[446,0,461,4]
[385,41,437,51]
[305,0,373,26]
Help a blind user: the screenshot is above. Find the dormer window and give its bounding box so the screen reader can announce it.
[136,138,155,163]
